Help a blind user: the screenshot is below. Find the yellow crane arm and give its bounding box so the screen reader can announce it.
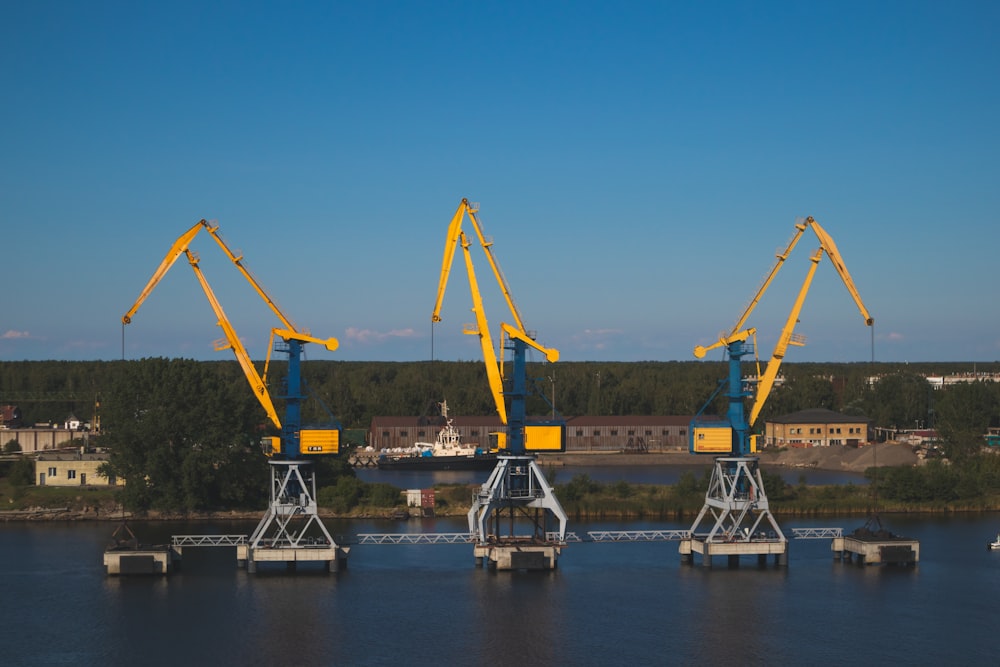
[122,220,209,325]
[747,249,821,426]
[203,223,299,332]
[185,251,282,430]
[501,323,560,363]
[807,218,874,326]
[432,200,470,323]
[432,198,526,332]
[433,199,559,428]
[693,216,873,359]
[728,220,809,337]
[465,205,526,333]
[460,231,508,424]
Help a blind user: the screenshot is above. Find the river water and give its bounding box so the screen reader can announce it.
[2,509,996,666]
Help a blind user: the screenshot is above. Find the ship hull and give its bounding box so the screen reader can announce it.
[377,454,498,471]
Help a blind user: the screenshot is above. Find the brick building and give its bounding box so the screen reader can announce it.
[763,408,871,448]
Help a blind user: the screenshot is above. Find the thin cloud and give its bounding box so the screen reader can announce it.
[571,328,624,350]
[2,330,31,339]
[886,332,904,342]
[344,327,418,344]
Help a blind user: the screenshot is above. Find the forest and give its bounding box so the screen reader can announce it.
[3,359,999,430]
[2,359,1000,513]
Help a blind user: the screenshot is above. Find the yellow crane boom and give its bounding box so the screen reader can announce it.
[694,216,872,359]
[185,249,282,430]
[122,220,341,457]
[433,199,559,442]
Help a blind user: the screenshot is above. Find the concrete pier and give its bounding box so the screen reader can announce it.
[104,545,175,575]
[680,537,788,568]
[833,535,919,566]
[473,541,561,571]
[246,545,349,573]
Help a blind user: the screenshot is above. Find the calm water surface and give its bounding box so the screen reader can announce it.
[2,511,996,666]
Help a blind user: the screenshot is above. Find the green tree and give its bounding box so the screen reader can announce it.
[3,438,21,454]
[6,456,34,486]
[99,359,268,512]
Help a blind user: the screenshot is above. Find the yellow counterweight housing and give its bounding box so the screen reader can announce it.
[525,423,566,452]
[692,426,735,454]
[494,422,566,452]
[300,428,340,455]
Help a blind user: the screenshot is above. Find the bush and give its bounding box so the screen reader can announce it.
[7,457,34,486]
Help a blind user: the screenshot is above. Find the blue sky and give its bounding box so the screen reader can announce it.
[2,1,998,365]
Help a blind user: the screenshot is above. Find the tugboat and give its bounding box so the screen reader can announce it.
[377,401,497,471]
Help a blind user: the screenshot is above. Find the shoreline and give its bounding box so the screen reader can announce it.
[540,443,919,474]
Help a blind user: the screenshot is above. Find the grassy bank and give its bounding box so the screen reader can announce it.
[6,474,1000,521]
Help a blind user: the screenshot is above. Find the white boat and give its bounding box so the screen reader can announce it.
[378,401,496,471]
[989,534,1000,550]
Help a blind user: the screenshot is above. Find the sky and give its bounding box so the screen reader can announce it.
[1,1,998,366]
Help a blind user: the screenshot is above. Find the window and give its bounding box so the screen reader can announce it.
[67,470,77,480]
[576,430,583,436]
[418,430,426,437]
[400,431,408,437]
[645,430,652,436]
[48,467,56,477]
[382,431,389,438]
[679,429,686,436]
[593,430,600,436]
[610,430,618,436]
[471,430,479,436]
[627,430,635,436]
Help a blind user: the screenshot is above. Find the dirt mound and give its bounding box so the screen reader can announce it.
[760,443,918,473]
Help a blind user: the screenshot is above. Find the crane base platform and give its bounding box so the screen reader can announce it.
[473,541,561,571]
[244,544,350,573]
[679,537,788,568]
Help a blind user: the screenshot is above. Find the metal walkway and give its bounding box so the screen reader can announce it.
[172,534,247,547]
[354,528,843,545]
[172,528,843,548]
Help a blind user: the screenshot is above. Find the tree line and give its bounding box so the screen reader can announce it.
[2,358,1000,513]
[3,359,999,430]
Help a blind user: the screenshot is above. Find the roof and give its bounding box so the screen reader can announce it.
[769,408,870,424]
[370,415,695,428]
[36,452,109,462]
